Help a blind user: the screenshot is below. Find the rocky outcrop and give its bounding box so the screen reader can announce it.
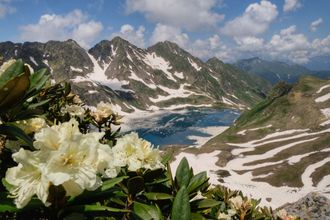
[279,192,330,220]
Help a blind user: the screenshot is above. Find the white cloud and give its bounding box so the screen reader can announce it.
[125,0,224,31]
[72,21,103,48]
[267,25,310,63]
[310,18,323,32]
[221,0,278,37]
[312,35,330,56]
[20,10,103,48]
[0,0,15,19]
[150,23,189,48]
[235,36,265,51]
[283,0,301,12]
[189,35,234,62]
[111,24,146,48]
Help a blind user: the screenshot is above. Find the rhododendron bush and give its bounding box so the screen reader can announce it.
[0,60,297,219]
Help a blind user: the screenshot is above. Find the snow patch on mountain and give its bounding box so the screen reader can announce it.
[29,56,38,66]
[72,53,133,93]
[188,57,201,71]
[316,84,330,93]
[315,93,330,102]
[128,72,157,89]
[222,127,330,208]
[70,66,83,72]
[144,52,177,82]
[171,151,222,186]
[111,44,117,57]
[149,84,195,102]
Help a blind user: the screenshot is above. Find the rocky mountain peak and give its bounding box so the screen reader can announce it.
[206,57,225,66]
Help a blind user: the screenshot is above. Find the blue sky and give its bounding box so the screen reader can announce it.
[0,0,330,64]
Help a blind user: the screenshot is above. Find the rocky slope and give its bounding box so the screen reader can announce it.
[234,57,319,84]
[178,76,330,207]
[0,37,268,112]
[279,192,330,219]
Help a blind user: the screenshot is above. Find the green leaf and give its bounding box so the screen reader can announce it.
[144,192,173,200]
[191,199,221,209]
[161,152,173,165]
[175,157,192,188]
[27,99,51,109]
[143,169,164,182]
[127,176,144,195]
[0,69,30,109]
[13,109,44,121]
[187,171,209,194]
[0,59,24,88]
[191,213,206,220]
[26,68,49,97]
[0,124,33,147]
[101,176,128,191]
[0,192,17,213]
[145,177,169,186]
[71,205,129,212]
[133,202,162,220]
[171,186,191,220]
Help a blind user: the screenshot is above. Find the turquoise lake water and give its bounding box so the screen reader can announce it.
[131,108,240,147]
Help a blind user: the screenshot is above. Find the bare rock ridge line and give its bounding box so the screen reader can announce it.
[0,37,269,113]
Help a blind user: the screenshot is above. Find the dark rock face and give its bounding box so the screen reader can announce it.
[279,192,330,220]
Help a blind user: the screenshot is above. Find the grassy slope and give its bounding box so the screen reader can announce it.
[200,76,330,187]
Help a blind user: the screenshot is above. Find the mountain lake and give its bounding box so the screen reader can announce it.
[122,108,240,147]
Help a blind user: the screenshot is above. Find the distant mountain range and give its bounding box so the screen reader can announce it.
[233,57,330,85]
[0,37,269,112]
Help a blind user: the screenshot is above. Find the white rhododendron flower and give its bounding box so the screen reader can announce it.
[15,118,47,134]
[229,195,243,210]
[34,119,80,150]
[112,132,164,171]
[61,104,85,119]
[5,119,116,208]
[44,134,104,196]
[5,149,50,208]
[218,212,230,220]
[5,118,164,208]
[91,101,113,122]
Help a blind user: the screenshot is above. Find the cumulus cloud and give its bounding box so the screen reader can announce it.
[111,24,146,48]
[0,0,16,19]
[189,35,235,62]
[310,18,323,32]
[312,35,330,56]
[20,10,103,48]
[221,0,278,37]
[150,23,189,48]
[125,0,224,31]
[283,0,302,12]
[235,36,265,52]
[267,25,310,63]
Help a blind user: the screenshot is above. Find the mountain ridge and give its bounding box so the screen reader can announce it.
[233,56,330,85]
[0,37,269,112]
[194,76,330,207]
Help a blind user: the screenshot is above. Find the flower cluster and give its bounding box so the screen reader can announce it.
[91,101,114,122]
[112,132,164,172]
[60,104,85,119]
[5,119,162,208]
[217,195,252,219]
[14,118,47,134]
